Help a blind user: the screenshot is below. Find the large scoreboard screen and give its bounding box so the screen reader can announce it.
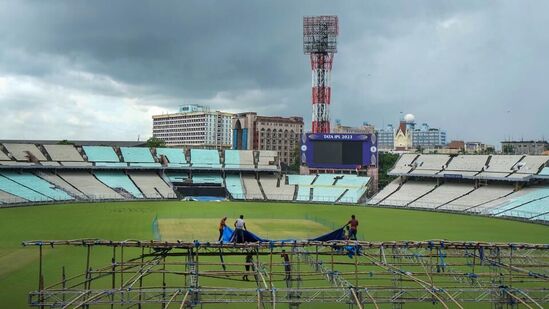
[301,133,378,168]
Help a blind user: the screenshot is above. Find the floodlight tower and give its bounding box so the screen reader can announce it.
[303,16,339,133]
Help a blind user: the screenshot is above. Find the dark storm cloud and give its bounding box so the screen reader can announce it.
[0,1,547,143]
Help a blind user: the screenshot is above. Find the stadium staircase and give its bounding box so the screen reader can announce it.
[404,182,440,207]
[256,176,267,200]
[434,186,478,210]
[334,189,349,203]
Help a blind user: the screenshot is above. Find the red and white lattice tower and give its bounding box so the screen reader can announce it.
[303,16,339,133]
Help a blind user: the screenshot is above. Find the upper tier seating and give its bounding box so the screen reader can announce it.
[369,179,401,205]
[477,155,522,178]
[381,181,437,207]
[389,154,418,174]
[510,156,549,177]
[0,189,27,204]
[440,155,488,177]
[1,171,73,201]
[83,146,120,162]
[43,145,84,162]
[36,171,87,199]
[192,173,223,184]
[260,175,295,201]
[3,143,47,161]
[313,174,338,185]
[58,171,123,199]
[129,171,174,198]
[0,149,10,161]
[120,147,155,163]
[408,183,475,209]
[242,175,264,199]
[156,148,189,167]
[0,175,51,202]
[190,149,221,168]
[224,150,255,169]
[440,185,514,211]
[95,171,144,198]
[409,155,450,175]
[257,150,278,170]
[225,174,245,199]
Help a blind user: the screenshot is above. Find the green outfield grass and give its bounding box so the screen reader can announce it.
[0,201,547,308]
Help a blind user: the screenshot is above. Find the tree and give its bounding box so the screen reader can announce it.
[146,137,166,148]
[378,152,399,189]
[288,145,301,172]
[57,139,74,145]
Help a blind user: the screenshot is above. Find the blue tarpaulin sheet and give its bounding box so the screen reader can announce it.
[220,226,346,243]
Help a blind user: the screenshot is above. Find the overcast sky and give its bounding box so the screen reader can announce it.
[0,1,548,145]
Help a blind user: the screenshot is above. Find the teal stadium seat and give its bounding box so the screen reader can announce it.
[225,174,245,199]
[83,146,120,162]
[492,188,549,219]
[190,149,221,168]
[94,171,144,198]
[296,186,310,201]
[0,174,52,202]
[166,173,188,183]
[156,148,189,167]
[224,150,240,169]
[1,171,73,201]
[120,147,155,163]
[539,167,549,176]
[192,173,223,184]
[288,175,316,185]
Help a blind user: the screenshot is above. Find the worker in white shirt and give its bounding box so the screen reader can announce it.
[234,215,247,243]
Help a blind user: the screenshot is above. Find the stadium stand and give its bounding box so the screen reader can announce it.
[94,171,144,199]
[0,161,36,166]
[439,155,488,177]
[58,171,123,199]
[488,187,549,217]
[3,143,47,161]
[288,175,316,185]
[312,187,347,202]
[43,144,84,162]
[155,148,189,167]
[257,150,278,170]
[192,173,223,184]
[224,150,255,169]
[409,155,450,175]
[166,173,188,183]
[368,179,401,205]
[0,174,51,202]
[1,171,73,201]
[508,156,549,179]
[83,146,120,162]
[381,180,437,207]
[120,147,161,167]
[190,149,221,168]
[540,167,549,176]
[0,149,10,161]
[0,189,27,204]
[95,162,128,167]
[388,154,418,175]
[440,185,515,211]
[260,175,295,201]
[477,155,522,178]
[61,161,93,167]
[128,171,175,199]
[40,161,61,166]
[242,175,264,199]
[408,183,475,209]
[35,171,88,199]
[337,175,370,203]
[225,174,245,199]
[296,186,311,201]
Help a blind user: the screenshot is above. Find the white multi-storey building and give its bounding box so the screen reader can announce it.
[152,104,233,149]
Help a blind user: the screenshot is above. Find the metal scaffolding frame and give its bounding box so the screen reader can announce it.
[23,239,548,308]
